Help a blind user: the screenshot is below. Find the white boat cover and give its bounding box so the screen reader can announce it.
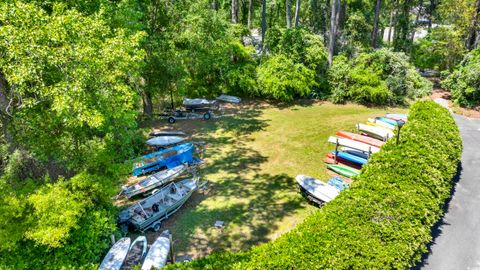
[296,175,340,203]
[99,237,131,270]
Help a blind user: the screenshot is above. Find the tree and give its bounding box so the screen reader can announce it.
[372,0,382,48]
[248,0,254,28]
[261,0,267,51]
[328,0,341,66]
[467,0,480,50]
[294,0,300,27]
[286,0,292,28]
[232,0,238,23]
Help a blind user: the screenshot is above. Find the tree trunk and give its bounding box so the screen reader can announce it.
[286,0,292,28]
[248,0,254,28]
[387,0,397,44]
[294,0,301,27]
[261,0,267,52]
[0,72,14,152]
[467,0,480,50]
[410,0,423,44]
[142,91,153,118]
[232,0,238,23]
[427,0,436,29]
[328,0,340,66]
[371,0,382,48]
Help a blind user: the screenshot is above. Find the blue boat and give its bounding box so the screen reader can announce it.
[340,147,370,160]
[327,176,350,191]
[332,151,368,165]
[376,117,398,126]
[132,143,194,176]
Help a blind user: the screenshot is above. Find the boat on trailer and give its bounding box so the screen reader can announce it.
[183,98,219,111]
[119,178,197,232]
[132,143,194,176]
[123,165,187,198]
[149,131,187,137]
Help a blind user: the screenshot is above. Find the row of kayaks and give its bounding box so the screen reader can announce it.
[297,113,407,205]
[99,231,171,270]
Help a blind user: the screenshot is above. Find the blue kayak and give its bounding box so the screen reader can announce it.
[132,143,194,176]
[332,151,368,165]
[376,117,399,126]
[328,176,350,191]
[341,147,370,160]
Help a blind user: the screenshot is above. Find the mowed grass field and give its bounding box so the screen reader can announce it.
[143,101,408,259]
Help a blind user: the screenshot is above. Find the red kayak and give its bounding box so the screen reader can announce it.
[336,131,385,148]
[324,153,362,170]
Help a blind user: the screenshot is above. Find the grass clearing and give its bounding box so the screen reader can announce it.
[141,101,408,259]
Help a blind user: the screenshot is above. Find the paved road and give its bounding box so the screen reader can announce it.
[418,114,480,270]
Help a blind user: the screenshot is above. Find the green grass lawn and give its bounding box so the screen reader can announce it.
[145,101,408,258]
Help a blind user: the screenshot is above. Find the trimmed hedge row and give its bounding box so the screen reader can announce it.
[166,100,462,269]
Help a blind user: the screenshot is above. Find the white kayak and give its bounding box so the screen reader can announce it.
[356,123,394,141]
[368,118,396,130]
[296,175,340,203]
[141,231,171,270]
[328,136,380,153]
[146,136,185,147]
[216,94,241,103]
[150,131,187,137]
[99,237,131,270]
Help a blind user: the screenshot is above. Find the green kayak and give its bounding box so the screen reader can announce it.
[327,164,360,178]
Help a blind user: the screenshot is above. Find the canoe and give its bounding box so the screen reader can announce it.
[149,131,187,137]
[327,176,350,191]
[216,94,241,104]
[367,118,396,130]
[141,230,171,270]
[123,165,187,198]
[132,143,194,176]
[146,136,185,147]
[336,131,385,148]
[327,164,360,178]
[98,237,131,270]
[332,151,368,165]
[340,147,370,160]
[123,236,147,270]
[296,175,340,204]
[356,123,394,141]
[386,113,408,120]
[376,117,398,126]
[118,178,197,232]
[328,136,380,153]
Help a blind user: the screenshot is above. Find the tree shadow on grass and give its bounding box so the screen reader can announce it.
[411,162,463,269]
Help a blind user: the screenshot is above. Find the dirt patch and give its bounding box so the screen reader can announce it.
[429,87,480,118]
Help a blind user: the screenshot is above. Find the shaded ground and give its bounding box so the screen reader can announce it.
[123,101,408,259]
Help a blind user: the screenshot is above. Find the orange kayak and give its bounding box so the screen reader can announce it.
[336,131,385,148]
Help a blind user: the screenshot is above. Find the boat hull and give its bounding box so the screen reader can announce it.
[296,175,340,204]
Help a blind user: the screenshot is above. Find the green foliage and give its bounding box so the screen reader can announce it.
[412,27,466,71]
[257,54,317,101]
[442,48,480,107]
[165,100,462,269]
[329,49,432,105]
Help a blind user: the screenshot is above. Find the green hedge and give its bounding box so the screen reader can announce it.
[166,100,461,269]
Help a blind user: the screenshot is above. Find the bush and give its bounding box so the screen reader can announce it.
[256,54,317,102]
[412,27,466,72]
[442,48,480,107]
[166,100,462,269]
[329,49,432,105]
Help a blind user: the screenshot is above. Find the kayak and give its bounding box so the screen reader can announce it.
[327,164,360,178]
[324,153,362,170]
[296,175,340,203]
[99,238,131,270]
[376,117,398,126]
[332,151,368,165]
[141,230,171,270]
[327,176,350,191]
[336,131,385,148]
[386,113,408,120]
[356,123,394,141]
[123,236,147,270]
[149,131,187,137]
[328,136,380,153]
[367,118,396,130]
[146,136,185,147]
[385,114,407,122]
[340,147,370,160]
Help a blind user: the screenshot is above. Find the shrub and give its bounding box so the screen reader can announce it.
[412,26,466,72]
[256,54,317,102]
[442,48,480,107]
[166,100,462,269]
[329,49,432,105]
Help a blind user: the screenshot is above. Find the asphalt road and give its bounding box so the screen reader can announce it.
[417,114,480,270]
